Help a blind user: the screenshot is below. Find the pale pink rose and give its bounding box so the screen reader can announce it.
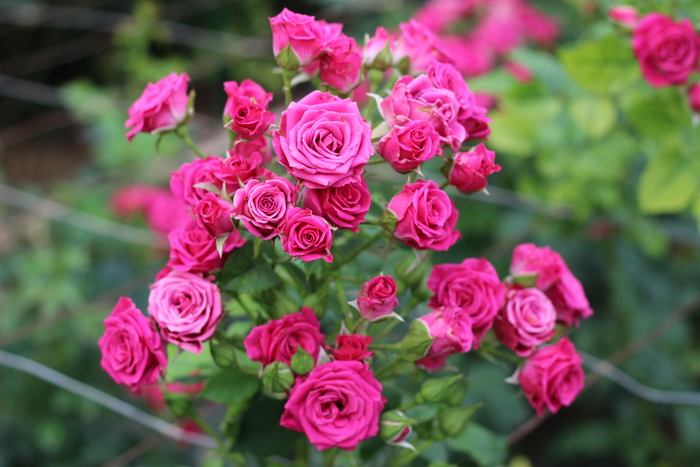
[419,306,474,358]
[280,207,334,262]
[449,143,501,194]
[301,176,371,232]
[232,175,298,240]
[363,27,396,70]
[632,13,700,87]
[167,219,245,273]
[170,156,223,207]
[320,34,363,93]
[225,95,275,140]
[519,337,584,416]
[231,136,273,166]
[356,276,399,321]
[414,355,447,372]
[148,270,222,354]
[125,73,190,141]
[387,179,461,251]
[503,61,534,83]
[493,287,557,357]
[330,334,374,362]
[111,185,161,218]
[608,6,639,29]
[269,9,339,68]
[273,91,372,188]
[427,257,505,347]
[377,120,442,173]
[244,307,325,366]
[280,361,384,451]
[394,19,454,73]
[215,150,266,195]
[98,297,167,392]
[223,79,273,117]
[689,83,700,112]
[192,192,234,238]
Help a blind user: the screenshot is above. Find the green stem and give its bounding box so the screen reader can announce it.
[439,180,450,190]
[390,440,435,467]
[486,347,523,365]
[375,358,402,379]
[346,451,360,467]
[335,276,353,327]
[370,343,402,351]
[330,229,386,272]
[282,70,295,106]
[175,126,206,159]
[352,318,367,334]
[188,411,227,452]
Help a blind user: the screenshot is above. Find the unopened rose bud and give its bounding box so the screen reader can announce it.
[415,374,462,404]
[448,144,501,195]
[437,403,481,436]
[262,361,295,393]
[395,255,430,291]
[354,275,400,321]
[444,379,469,407]
[398,319,435,361]
[210,338,238,369]
[290,346,315,375]
[380,410,416,444]
[608,6,638,29]
[363,27,395,71]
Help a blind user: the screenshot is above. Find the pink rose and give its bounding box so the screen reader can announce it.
[225,95,275,140]
[167,219,245,273]
[510,243,593,327]
[688,83,700,112]
[243,307,325,366]
[418,306,474,357]
[280,360,385,451]
[231,136,273,166]
[98,297,167,392]
[111,185,190,235]
[413,0,473,33]
[608,6,639,29]
[232,175,298,240]
[415,355,446,372]
[280,207,334,262]
[192,192,234,238]
[269,9,338,68]
[461,105,492,141]
[427,257,505,346]
[387,179,461,251]
[170,156,223,207]
[441,36,496,78]
[330,334,374,362]
[223,79,273,117]
[519,337,584,416]
[215,150,265,195]
[632,13,700,87]
[377,120,442,173]
[428,60,477,120]
[273,91,372,188]
[449,143,501,194]
[125,72,190,142]
[148,270,223,354]
[493,287,557,357]
[394,19,454,73]
[520,5,560,47]
[363,27,396,70]
[301,176,371,232]
[320,34,363,93]
[356,275,400,321]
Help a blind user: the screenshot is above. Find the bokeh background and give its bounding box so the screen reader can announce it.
[2,0,700,466]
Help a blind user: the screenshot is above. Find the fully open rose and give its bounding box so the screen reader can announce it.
[232,175,298,240]
[280,207,334,262]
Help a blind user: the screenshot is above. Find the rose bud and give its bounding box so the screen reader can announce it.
[330,334,374,361]
[438,403,481,437]
[448,143,501,194]
[418,306,474,359]
[262,361,295,393]
[461,105,492,142]
[225,95,275,140]
[377,120,443,173]
[519,337,585,415]
[223,79,273,118]
[269,9,334,69]
[125,72,191,142]
[280,207,334,263]
[319,34,363,94]
[493,287,557,357]
[215,151,264,194]
[290,346,315,375]
[351,275,400,322]
[398,319,435,361]
[688,83,700,113]
[192,192,234,238]
[98,297,167,393]
[380,410,416,444]
[608,6,639,29]
[415,374,462,404]
[363,27,396,71]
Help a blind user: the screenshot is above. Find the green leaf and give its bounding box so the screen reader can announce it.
[200,368,261,404]
[559,34,638,95]
[569,97,616,140]
[217,242,256,285]
[638,145,698,214]
[622,87,691,138]
[226,264,281,295]
[165,343,217,382]
[447,422,508,467]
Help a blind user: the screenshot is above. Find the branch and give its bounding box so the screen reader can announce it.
[0,350,217,449]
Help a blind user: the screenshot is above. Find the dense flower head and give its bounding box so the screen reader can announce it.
[125,72,190,141]
[215,150,266,195]
[269,9,341,69]
[301,176,371,233]
[280,207,334,262]
[223,79,273,117]
[225,95,276,140]
[167,219,245,273]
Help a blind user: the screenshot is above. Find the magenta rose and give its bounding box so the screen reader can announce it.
[170,156,223,207]
[223,79,273,117]
[148,271,222,354]
[461,104,492,141]
[415,355,447,372]
[232,175,298,240]
[632,13,700,87]
[493,287,557,357]
[428,60,477,120]
[427,257,505,347]
[167,219,245,273]
[394,19,453,73]
[363,27,396,70]
[330,334,374,362]
[125,72,190,142]
[301,176,371,232]
[192,192,234,238]
[377,120,442,173]
[608,6,639,29]
[231,136,273,166]
[355,275,400,321]
[280,207,334,262]
[510,243,593,327]
[215,150,265,194]
[98,297,167,392]
[519,337,584,416]
[319,34,363,93]
[449,143,501,194]
[243,307,325,366]
[280,360,385,451]
[688,83,700,112]
[418,306,474,358]
[273,91,372,188]
[269,9,338,68]
[387,179,461,251]
[225,95,275,141]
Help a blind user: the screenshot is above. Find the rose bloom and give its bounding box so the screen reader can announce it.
[170,156,223,207]
[231,136,273,166]
[167,219,245,273]
[449,143,501,194]
[98,297,167,392]
[148,271,222,354]
[510,243,593,327]
[632,13,700,87]
[427,257,505,346]
[273,91,372,189]
[232,175,298,240]
[280,360,385,451]
[320,34,363,93]
[223,79,273,117]
[225,95,276,141]
[428,60,477,120]
[215,151,265,194]
[193,192,234,238]
[387,179,461,251]
[244,306,325,366]
[493,287,557,357]
[688,83,700,113]
[418,306,474,358]
[330,334,374,361]
[608,6,639,29]
[301,176,371,232]
[519,337,584,416]
[377,120,442,173]
[269,9,340,68]
[461,105,492,142]
[441,35,496,79]
[356,275,400,321]
[280,207,334,262]
[125,72,190,141]
[394,19,453,74]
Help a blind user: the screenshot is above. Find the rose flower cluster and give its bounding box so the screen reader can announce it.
[98,5,592,457]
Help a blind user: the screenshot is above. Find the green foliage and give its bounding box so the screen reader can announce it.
[447,423,508,467]
[201,369,261,404]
